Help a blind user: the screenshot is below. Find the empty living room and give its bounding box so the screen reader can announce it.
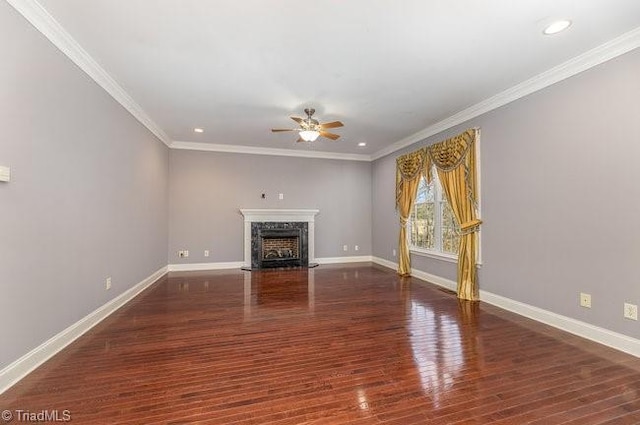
[2,1,640,423]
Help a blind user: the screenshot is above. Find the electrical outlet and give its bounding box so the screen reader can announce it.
[579,292,591,308]
[184,250,189,258]
[204,250,210,257]
[0,165,10,182]
[178,250,189,258]
[343,245,348,251]
[392,249,397,257]
[355,245,359,251]
[624,303,638,320]
[105,277,111,291]
[279,193,284,200]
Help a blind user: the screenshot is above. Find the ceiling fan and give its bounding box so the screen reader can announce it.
[271,108,343,142]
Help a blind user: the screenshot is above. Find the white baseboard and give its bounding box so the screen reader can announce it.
[480,290,640,358]
[316,255,373,264]
[0,266,167,395]
[168,261,244,272]
[371,256,397,270]
[410,268,457,292]
[169,257,373,271]
[371,256,640,357]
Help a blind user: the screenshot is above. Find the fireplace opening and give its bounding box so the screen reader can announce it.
[251,222,308,269]
[262,234,300,263]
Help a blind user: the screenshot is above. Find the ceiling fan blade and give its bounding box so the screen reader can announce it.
[319,121,344,129]
[290,116,304,124]
[271,129,298,132]
[319,131,340,140]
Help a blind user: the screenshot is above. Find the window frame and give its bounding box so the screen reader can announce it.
[408,171,459,262]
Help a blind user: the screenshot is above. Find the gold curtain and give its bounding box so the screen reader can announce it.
[428,129,481,300]
[395,128,481,300]
[395,149,427,275]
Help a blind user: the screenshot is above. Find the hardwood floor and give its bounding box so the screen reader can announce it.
[3,263,640,424]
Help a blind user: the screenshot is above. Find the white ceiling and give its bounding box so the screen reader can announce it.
[17,0,640,159]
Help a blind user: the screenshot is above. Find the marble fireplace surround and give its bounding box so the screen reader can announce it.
[240,209,319,270]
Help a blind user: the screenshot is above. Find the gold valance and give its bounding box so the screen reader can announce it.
[396,128,478,210]
[396,149,427,208]
[396,149,426,180]
[426,129,475,171]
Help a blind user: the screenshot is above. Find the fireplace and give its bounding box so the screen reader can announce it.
[251,222,308,269]
[240,209,319,270]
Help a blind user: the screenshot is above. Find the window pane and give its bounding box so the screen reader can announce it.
[410,176,438,251]
[441,201,460,254]
[411,202,435,249]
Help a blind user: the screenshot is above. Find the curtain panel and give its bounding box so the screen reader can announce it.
[395,149,427,275]
[395,128,481,300]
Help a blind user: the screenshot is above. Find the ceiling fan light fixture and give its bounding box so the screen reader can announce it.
[300,130,320,142]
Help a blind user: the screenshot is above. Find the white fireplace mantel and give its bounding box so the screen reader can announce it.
[239,209,319,268]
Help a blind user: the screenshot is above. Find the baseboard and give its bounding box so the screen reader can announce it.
[480,290,640,358]
[168,261,244,272]
[371,257,640,358]
[316,255,373,264]
[0,266,167,395]
[371,256,397,270]
[410,268,457,292]
[168,258,375,271]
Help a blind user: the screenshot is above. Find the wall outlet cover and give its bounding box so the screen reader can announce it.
[624,303,638,320]
[0,165,10,182]
[579,293,591,308]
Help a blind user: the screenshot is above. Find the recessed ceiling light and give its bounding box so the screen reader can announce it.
[194,128,204,133]
[358,142,366,147]
[543,20,572,35]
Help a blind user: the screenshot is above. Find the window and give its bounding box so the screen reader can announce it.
[409,169,460,257]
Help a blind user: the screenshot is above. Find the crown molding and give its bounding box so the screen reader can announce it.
[371,26,640,161]
[7,0,172,147]
[11,0,639,160]
[170,141,372,162]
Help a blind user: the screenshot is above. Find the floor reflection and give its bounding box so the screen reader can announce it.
[408,298,464,407]
[243,268,315,318]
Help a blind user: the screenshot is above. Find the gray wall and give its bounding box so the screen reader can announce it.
[372,47,640,337]
[0,4,169,369]
[169,150,372,264]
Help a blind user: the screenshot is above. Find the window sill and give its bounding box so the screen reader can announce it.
[409,248,457,263]
[409,247,483,267]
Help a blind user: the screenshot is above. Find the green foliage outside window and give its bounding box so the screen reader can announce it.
[409,174,459,255]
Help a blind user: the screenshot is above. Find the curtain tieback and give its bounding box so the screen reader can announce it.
[400,217,409,226]
[459,219,482,235]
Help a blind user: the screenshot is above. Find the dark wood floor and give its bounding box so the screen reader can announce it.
[3,264,640,424]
